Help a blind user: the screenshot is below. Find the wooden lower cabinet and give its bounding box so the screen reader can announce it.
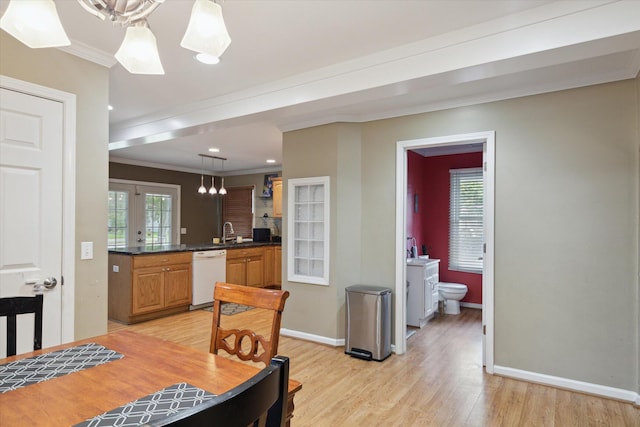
[226,245,282,288]
[226,247,264,287]
[275,246,282,286]
[109,252,192,324]
[264,246,275,285]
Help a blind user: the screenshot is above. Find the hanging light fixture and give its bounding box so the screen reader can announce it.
[0,0,231,75]
[198,156,207,194]
[114,19,164,75]
[218,158,227,195]
[0,0,70,48]
[181,0,231,64]
[208,158,217,195]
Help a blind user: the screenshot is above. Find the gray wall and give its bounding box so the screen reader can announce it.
[1,33,110,340]
[282,79,639,392]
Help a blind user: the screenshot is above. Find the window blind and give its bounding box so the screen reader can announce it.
[449,168,483,273]
[222,186,254,238]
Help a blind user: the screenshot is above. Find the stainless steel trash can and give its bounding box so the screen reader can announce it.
[345,285,392,361]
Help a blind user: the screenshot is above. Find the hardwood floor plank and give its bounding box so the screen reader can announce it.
[108,308,640,426]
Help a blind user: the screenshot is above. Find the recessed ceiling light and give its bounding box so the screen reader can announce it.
[266,159,276,164]
[196,53,220,65]
[108,105,114,111]
[208,148,220,153]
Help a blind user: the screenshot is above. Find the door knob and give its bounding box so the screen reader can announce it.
[25,277,57,294]
[43,277,57,289]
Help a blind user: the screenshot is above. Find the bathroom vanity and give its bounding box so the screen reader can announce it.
[406,258,440,328]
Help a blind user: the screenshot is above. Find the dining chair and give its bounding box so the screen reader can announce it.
[0,294,43,357]
[210,282,289,366]
[149,355,289,427]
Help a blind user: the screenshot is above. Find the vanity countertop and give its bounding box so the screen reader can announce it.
[406,257,440,265]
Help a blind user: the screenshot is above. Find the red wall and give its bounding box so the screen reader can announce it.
[407,151,483,304]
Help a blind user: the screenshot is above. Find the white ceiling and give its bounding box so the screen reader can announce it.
[5,0,638,174]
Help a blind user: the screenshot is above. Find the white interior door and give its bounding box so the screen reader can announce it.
[0,87,64,357]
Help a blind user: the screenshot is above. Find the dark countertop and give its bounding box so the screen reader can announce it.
[108,241,281,256]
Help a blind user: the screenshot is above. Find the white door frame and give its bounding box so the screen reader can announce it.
[1,75,76,344]
[395,131,495,374]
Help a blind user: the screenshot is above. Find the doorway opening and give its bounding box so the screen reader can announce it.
[395,131,495,373]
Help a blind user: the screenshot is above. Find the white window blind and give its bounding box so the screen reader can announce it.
[449,168,483,273]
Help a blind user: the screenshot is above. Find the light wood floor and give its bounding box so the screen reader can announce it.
[108,308,639,426]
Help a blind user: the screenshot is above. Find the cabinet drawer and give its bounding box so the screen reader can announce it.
[133,252,192,269]
[226,247,264,259]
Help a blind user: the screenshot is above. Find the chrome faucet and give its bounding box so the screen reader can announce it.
[223,222,234,242]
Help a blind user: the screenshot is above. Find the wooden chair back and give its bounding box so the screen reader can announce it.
[210,282,289,366]
[148,356,289,427]
[0,294,43,357]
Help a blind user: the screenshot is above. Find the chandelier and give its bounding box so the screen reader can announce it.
[0,0,231,75]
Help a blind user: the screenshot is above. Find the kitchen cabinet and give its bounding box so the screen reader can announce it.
[272,177,283,217]
[274,246,282,286]
[108,252,192,324]
[226,247,265,287]
[264,246,275,285]
[406,259,440,328]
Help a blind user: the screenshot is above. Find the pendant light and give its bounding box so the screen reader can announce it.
[208,158,217,195]
[181,0,231,63]
[218,158,227,195]
[114,20,165,75]
[0,0,70,48]
[197,156,207,194]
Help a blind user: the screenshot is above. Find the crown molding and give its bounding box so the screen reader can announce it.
[58,38,116,68]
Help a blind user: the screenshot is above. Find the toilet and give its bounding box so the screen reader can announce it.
[438,282,468,315]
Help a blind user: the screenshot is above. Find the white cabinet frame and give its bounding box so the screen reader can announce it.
[287,176,330,285]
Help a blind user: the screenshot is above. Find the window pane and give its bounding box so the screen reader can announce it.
[449,169,483,273]
[145,193,172,246]
[107,190,129,249]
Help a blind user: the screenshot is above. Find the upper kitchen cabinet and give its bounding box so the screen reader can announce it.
[272,177,283,217]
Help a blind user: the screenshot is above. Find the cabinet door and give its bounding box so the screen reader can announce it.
[164,264,192,307]
[132,267,165,314]
[226,258,246,285]
[423,277,431,318]
[274,246,282,285]
[272,178,282,217]
[264,246,275,285]
[246,256,264,287]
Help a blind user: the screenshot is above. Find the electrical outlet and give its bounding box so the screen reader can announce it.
[81,241,93,260]
[112,265,119,273]
[180,228,187,234]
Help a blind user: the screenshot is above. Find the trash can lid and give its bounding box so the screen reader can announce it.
[346,285,392,295]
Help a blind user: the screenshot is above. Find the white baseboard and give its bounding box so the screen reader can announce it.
[494,365,638,403]
[460,302,482,309]
[280,328,344,347]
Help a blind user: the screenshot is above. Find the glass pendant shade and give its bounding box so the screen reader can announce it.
[181,0,231,60]
[0,0,70,48]
[218,177,227,195]
[198,175,207,194]
[209,176,217,194]
[115,21,165,75]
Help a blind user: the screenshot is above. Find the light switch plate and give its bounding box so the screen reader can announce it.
[81,241,93,260]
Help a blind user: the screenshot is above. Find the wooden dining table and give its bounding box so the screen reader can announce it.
[0,330,302,426]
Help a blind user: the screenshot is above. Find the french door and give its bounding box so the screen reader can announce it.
[108,180,180,248]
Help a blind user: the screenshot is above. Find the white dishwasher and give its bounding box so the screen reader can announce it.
[191,249,226,309]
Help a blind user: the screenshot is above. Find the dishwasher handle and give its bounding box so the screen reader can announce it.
[193,250,227,259]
